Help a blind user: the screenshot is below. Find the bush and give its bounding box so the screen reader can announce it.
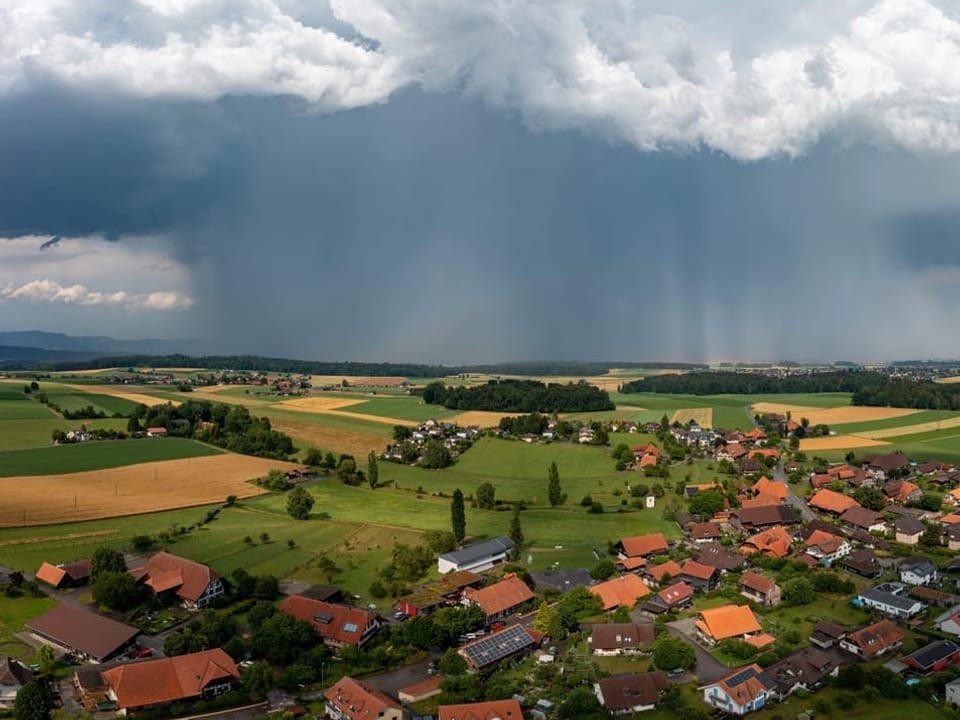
[580,495,593,506]
[587,503,604,514]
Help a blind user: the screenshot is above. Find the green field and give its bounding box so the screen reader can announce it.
[0,438,223,476]
[0,418,129,450]
[0,595,57,658]
[40,391,140,417]
[0,390,56,419]
[831,409,960,434]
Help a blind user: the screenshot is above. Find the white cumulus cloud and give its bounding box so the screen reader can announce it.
[3,0,960,158]
[1,278,194,310]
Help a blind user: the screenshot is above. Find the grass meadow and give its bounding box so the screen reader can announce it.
[0,418,129,450]
[0,438,222,476]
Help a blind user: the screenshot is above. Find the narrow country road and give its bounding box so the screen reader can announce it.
[776,460,816,523]
[665,618,729,684]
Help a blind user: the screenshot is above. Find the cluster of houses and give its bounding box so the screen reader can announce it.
[383,419,482,463]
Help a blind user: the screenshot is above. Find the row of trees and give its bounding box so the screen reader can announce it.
[422,379,614,413]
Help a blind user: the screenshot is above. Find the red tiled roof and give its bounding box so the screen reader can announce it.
[740,526,793,559]
[462,575,534,617]
[690,522,722,540]
[745,633,776,649]
[656,582,694,606]
[752,476,787,500]
[618,533,669,557]
[712,664,771,705]
[617,556,646,571]
[102,649,239,710]
[439,699,523,720]
[694,605,762,641]
[589,574,651,610]
[132,551,219,603]
[845,619,903,656]
[680,560,717,581]
[643,561,683,584]
[739,572,775,594]
[35,562,67,588]
[279,596,376,646]
[809,489,860,515]
[324,676,401,720]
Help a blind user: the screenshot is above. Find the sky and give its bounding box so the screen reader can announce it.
[2,0,960,363]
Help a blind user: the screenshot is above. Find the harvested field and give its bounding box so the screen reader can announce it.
[276,396,364,413]
[799,406,919,425]
[309,375,409,387]
[936,377,960,384]
[0,454,298,527]
[671,408,713,428]
[448,411,524,427]
[751,402,819,415]
[65,384,175,407]
[858,415,960,440]
[799,435,888,451]
[269,418,387,457]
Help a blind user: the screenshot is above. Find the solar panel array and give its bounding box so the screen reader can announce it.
[724,667,761,688]
[461,625,534,668]
[343,622,359,633]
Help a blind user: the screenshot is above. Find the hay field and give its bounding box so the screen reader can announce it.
[65,383,175,407]
[671,408,713,428]
[268,418,387,457]
[799,435,888,451]
[310,375,409,387]
[799,406,919,425]
[53,368,120,376]
[936,377,960,384]
[449,411,524,427]
[0,454,298,527]
[751,402,818,415]
[857,415,960,440]
[275,396,364,412]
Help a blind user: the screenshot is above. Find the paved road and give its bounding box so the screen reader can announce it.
[666,618,729,684]
[776,460,816,523]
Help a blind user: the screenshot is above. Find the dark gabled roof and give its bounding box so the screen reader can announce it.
[894,517,925,535]
[459,625,539,669]
[296,584,342,602]
[900,557,938,577]
[800,519,844,541]
[811,621,847,640]
[766,647,839,690]
[595,672,669,711]
[903,640,960,670]
[859,587,922,613]
[841,506,885,529]
[0,657,31,686]
[694,542,745,571]
[27,604,138,660]
[439,537,513,567]
[591,623,655,650]
[735,505,799,527]
[868,452,910,473]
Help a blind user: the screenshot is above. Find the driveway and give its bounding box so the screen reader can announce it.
[775,460,816,523]
[666,618,729,684]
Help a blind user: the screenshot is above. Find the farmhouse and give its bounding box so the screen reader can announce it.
[857,583,924,618]
[100,649,239,713]
[594,671,669,715]
[678,560,721,592]
[884,479,922,505]
[863,452,910,480]
[590,622,656,655]
[894,517,925,545]
[695,543,746,572]
[438,537,514,574]
[738,573,782,607]
[899,557,939,586]
[27,603,138,663]
[458,625,541,672]
[901,640,960,676]
[397,570,481,618]
[146,427,168,438]
[438,699,523,720]
[694,605,764,646]
[808,489,859,516]
[840,506,887,533]
[0,658,32,710]
[739,526,793,559]
[842,548,884,579]
[702,664,776,716]
[802,530,851,565]
[641,582,695,615]
[689,522,722,543]
[840,619,904,659]
[733,505,799,531]
[130,551,224,609]
[324,676,404,720]
[35,559,91,589]
[589,574,651,610]
[278,596,381,649]
[640,561,683,588]
[462,574,534,620]
[615,533,669,559]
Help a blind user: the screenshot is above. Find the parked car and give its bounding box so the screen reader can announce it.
[134,648,153,659]
[668,668,685,678]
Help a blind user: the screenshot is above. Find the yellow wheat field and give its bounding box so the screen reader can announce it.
[268,418,388,457]
[448,411,525,427]
[798,406,919,425]
[309,375,410,387]
[857,415,960,440]
[750,402,819,415]
[799,435,888,451]
[671,408,713,428]
[275,396,365,412]
[0,454,300,527]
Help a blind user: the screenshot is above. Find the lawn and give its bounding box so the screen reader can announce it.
[0,594,57,655]
[0,438,223,476]
[0,418,128,450]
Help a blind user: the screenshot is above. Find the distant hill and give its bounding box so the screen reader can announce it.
[0,345,103,362]
[0,331,207,356]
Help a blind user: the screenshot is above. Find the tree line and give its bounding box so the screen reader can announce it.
[422,379,614,413]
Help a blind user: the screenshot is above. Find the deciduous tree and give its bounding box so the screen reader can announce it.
[476,483,496,510]
[286,486,315,520]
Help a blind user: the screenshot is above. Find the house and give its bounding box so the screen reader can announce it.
[462,575,534,621]
[744,428,767,445]
[739,526,793,559]
[590,623,656,655]
[437,537,514,574]
[694,605,764,646]
[733,505,800,531]
[884,479,922,505]
[640,561,683,588]
[100,649,239,713]
[948,524,960,550]
[438,699,523,720]
[278,596,381,649]
[803,530,851,565]
[26,603,138,663]
[615,534,669,559]
[842,548,884,579]
[739,573,782,607]
[716,444,749,462]
[397,571,482,617]
[738,458,766,476]
[641,582,694,614]
[695,543,746,572]
[589,574,651,610]
[901,640,960,675]
[857,583,924,618]
[0,657,32,709]
[130,551,224,609]
[809,474,834,490]
[594,672,669,715]
[684,483,725,499]
[809,621,847,650]
[947,677,960,708]
[899,557,939,586]
[894,517,925,545]
[35,559,91,589]
[935,605,960,636]
[689,522,722,543]
[765,647,840,698]
[702,664,776,716]
[324,676,404,720]
[397,677,442,705]
[840,506,887,533]
[750,476,788,503]
[864,452,910,480]
[808,489,860,516]
[678,561,720,592]
[840,619,904,658]
[146,427,167,438]
[458,625,541,671]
